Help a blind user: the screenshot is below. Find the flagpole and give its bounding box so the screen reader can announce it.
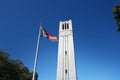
[32,25,41,80]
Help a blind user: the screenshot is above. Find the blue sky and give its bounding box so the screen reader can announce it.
[0,0,120,80]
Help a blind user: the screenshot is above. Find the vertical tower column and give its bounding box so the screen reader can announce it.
[56,20,76,80]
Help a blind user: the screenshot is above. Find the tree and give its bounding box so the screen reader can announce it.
[112,3,120,32]
[0,50,37,80]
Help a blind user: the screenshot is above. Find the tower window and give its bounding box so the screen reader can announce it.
[62,24,64,30]
[65,69,67,74]
[65,51,67,55]
[65,23,66,29]
[67,23,69,29]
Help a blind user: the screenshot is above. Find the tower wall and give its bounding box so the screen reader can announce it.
[56,20,76,80]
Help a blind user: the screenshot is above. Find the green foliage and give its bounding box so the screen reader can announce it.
[117,25,120,32]
[0,50,37,80]
[112,4,120,14]
[112,3,120,32]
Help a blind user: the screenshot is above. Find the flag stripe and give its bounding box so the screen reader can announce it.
[47,34,58,41]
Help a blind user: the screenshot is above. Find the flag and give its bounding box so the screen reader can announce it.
[41,27,58,41]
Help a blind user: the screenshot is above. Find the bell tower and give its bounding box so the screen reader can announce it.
[56,20,77,80]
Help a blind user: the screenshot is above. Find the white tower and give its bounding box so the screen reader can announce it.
[56,20,76,80]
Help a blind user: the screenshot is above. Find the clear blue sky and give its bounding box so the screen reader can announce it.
[0,0,120,80]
